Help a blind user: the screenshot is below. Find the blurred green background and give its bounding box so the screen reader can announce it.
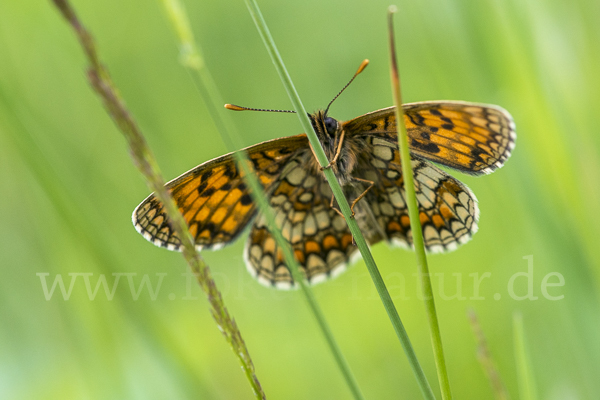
[1,0,599,398]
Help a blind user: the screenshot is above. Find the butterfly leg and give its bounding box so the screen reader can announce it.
[329,193,345,218]
[327,177,373,219]
[319,130,346,171]
[349,177,375,217]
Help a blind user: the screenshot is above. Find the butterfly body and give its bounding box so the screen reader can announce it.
[133,101,515,289]
[309,110,362,186]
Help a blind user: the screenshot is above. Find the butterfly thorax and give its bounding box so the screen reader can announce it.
[309,110,359,186]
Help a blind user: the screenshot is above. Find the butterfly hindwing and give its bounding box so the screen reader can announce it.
[245,154,358,289]
[358,136,479,252]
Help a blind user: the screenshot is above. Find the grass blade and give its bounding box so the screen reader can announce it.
[244,0,435,398]
[50,0,264,398]
[388,6,451,399]
[159,0,364,398]
[468,309,510,400]
[514,312,538,400]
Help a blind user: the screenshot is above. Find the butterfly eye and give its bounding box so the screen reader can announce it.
[324,117,338,138]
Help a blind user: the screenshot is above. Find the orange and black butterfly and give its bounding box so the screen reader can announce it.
[133,64,515,289]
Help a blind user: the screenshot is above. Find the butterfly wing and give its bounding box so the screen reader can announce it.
[132,134,308,251]
[342,101,516,175]
[244,154,359,289]
[356,136,479,252]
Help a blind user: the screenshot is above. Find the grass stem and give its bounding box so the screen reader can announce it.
[51,0,264,398]
[514,312,538,400]
[468,309,510,400]
[388,7,452,399]
[245,0,435,398]
[160,0,364,398]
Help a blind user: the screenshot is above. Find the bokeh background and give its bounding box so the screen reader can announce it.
[1,0,599,398]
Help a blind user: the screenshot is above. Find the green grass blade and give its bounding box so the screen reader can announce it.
[159,0,364,399]
[514,312,538,400]
[388,7,451,399]
[468,309,510,400]
[244,0,435,398]
[51,1,264,398]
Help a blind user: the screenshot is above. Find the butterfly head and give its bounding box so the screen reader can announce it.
[309,110,340,145]
[308,109,358,184]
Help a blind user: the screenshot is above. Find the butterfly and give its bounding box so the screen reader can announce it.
[133,94,516,289]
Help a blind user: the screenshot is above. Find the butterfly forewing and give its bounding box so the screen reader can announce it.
[342,101,516,175]
[133,134,308,251]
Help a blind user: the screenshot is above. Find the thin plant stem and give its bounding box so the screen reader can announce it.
[468,309,510,400]
[158,0,365,399]
[244,0,435,398]
[50,0,264,398]
[388,7,452,400]
[514,312,538,400]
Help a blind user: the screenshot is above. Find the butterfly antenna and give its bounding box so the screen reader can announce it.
[324,59,369,115]
[224,104,296,113]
